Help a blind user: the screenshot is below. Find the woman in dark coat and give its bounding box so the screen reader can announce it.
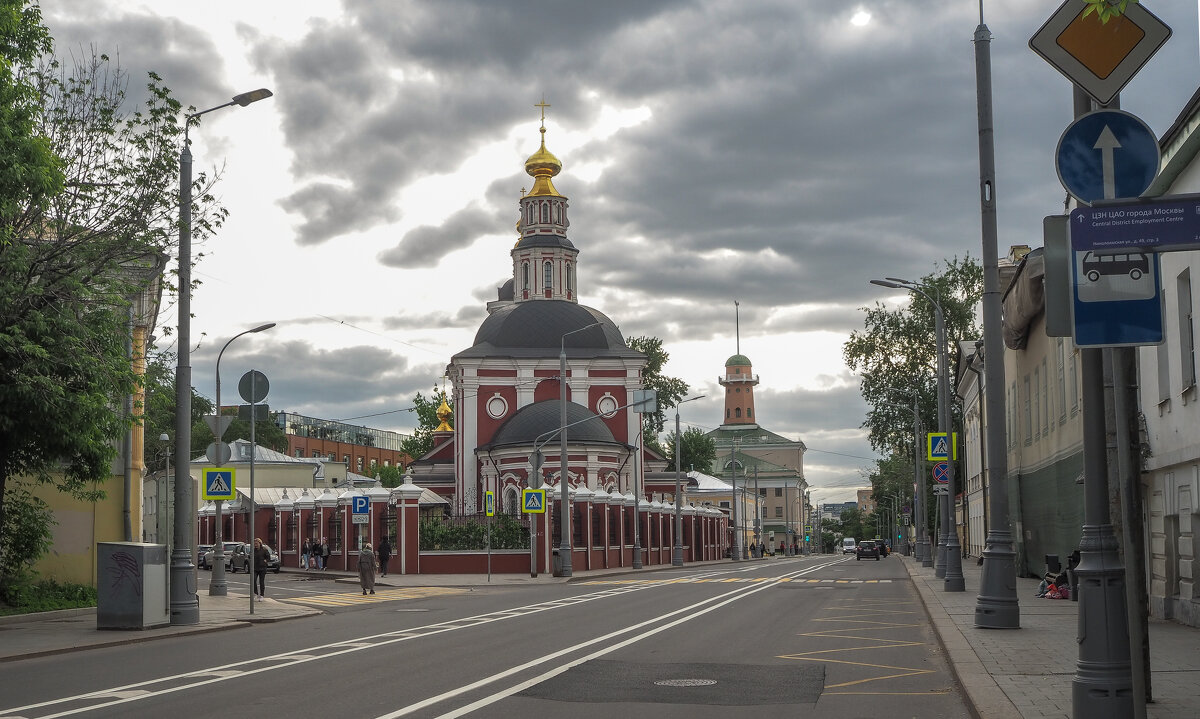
[358,542,376,595]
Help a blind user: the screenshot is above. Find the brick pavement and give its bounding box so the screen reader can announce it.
[903,553,1200,719]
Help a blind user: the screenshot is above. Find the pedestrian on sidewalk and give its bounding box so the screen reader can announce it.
[358,542,376,595]
[253,538,270,601]
[321,537,331,570]
[301,538,311,570]
[377,537,391,577]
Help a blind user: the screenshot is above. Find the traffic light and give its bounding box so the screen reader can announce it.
[805,534,810,542]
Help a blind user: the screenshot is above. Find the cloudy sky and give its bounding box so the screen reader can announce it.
[45,1,1200,503]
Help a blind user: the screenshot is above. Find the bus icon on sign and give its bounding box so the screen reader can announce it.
[1082,251,1149,283]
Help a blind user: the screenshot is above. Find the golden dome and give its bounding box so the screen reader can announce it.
[524,126,562,197]
[434,393,453,432]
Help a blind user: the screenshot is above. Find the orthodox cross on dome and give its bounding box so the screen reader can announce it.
[535,97,551,129]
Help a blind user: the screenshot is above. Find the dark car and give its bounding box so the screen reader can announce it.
[874,539,889,557]
[856,541,880,560]
[196,544,213,570]
[230,542,281,573]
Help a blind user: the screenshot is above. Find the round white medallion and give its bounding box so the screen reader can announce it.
[596,393,618,418]
[486,393,509,419]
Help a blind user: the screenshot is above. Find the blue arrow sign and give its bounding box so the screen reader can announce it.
[1056,109,1159,205]
[352,495,369,514]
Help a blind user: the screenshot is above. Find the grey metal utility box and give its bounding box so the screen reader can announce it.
[97,542,169,629]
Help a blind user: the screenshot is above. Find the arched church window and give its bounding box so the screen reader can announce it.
[522,262,529,289]
[566,263,572,294]
[726,409,730,419]
[544,261,553,289]
[505,487,520,517]
[735,408,742,418]
[747,408,752,418]
[541,202,549,223]
[527,204,534,224]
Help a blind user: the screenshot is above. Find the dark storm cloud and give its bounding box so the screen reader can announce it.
[191,339,443,432]
[44,4,226,110]
[379,206,500,268]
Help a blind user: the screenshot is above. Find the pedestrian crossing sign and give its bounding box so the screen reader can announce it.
[926,433,958,461]
[522,488,547,514]
[202,468,236,500]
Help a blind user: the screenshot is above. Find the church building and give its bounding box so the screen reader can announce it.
[408,107,657,515]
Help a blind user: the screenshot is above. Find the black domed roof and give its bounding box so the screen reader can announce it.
[457,300,638,360]
[481,400,621,450]
[497,278,514,301]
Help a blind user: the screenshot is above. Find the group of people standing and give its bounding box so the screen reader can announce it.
[301,538,331,570]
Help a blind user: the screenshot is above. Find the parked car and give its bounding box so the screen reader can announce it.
[202,541,241,572]
[856,541,880,560]
[196,544,213,570]
[842,538,857,554]
[230,542,281,573]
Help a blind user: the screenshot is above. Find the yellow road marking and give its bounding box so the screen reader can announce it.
[280,586,466,607]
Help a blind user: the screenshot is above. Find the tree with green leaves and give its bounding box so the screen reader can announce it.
[664,426,716,474]
[372,464,404,488]
[1083,0,1138,24]
[399,388,451,461]
[142,352,213,472]
[0,15,225,586]
[626,335,689,450]
[844,257,982,459]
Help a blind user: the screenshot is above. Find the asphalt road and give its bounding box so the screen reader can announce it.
[0,555,969,718]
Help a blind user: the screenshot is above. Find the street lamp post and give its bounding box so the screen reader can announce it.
[209,322,276,597]
[728,438,740,562]
[558,321,603,578]
[884,391,928,564]
[871,278,965,591]
[171,88,272,624]
[673,395,705,566]
[159,433,172,546]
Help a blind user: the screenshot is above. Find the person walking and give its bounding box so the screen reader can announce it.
[301,538,311,570]
[253,538,270,601]
[321,537,331,570]
[377,537,391,578]
[310,538,322,570]
[358,542,376,595]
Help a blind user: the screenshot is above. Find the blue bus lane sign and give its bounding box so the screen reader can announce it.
[1068,198,1169,347]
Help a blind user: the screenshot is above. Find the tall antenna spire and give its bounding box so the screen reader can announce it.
[734,300,740,355]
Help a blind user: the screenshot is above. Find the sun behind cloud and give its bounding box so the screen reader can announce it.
[850,9,871,27]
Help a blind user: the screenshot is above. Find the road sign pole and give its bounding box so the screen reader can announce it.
[1071,88,1135,719]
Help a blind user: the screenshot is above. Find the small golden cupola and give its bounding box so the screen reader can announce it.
[524,100,563,198]
[512,98,578,303]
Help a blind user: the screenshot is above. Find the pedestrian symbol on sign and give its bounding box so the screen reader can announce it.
[926,432,957,461]
[522,488,547,514]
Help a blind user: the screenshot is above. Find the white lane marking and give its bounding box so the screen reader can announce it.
[376,562,839,719]
[0,585,650,718]
[425,571,803,718]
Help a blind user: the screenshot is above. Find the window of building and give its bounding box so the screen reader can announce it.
[522,262,529,290]
[1042,358,1050,435]
[774,488,782,497]
[1023,375,1032,445]
[719,501,729,508]
[565,263,572,294]
[357,457,364,472]
[370,459,377,471]
[312,450,322,458]
[543,261,552,289]
[343,454,350,464]
[1032,368,1040,441]
[1158,338,1172,404]
[735,408,742,418]
[1068,347,1079,414]
[759,488,767,496]
[1057,338,1068,421]
[541,201,549,223]
[726,409,730,419]
[295,450,303,458]
[747,407,752,417]
[775,507,783,518]
[1179,268,1196,389]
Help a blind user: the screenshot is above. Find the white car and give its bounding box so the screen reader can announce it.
[842,538,857,554]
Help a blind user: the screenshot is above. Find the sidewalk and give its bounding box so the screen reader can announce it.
[0,559,737,663]
[903,553,1200,719]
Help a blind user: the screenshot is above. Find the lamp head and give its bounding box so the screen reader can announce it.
[884,276,915,285]
[870,279,902,289]
[250,322,276,333]
[233,89,273,106]
[159,433,170,441]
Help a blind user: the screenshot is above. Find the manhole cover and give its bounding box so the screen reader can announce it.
[654,679,717,687]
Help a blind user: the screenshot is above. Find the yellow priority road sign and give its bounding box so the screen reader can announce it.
[522,488,547,514]
[203,468,236,501]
